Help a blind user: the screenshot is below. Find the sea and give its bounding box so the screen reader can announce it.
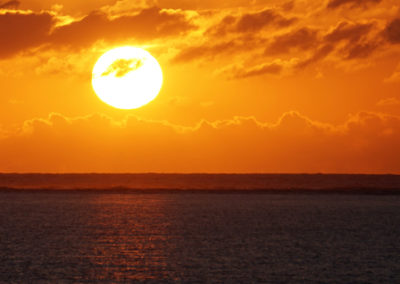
[0,174,399,283]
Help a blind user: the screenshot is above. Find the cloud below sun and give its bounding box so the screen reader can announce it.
[1,111,400,173]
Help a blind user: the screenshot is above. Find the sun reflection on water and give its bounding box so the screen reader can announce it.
[79,194,173,282]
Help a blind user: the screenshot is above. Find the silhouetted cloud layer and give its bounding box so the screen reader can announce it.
[0,0,19,9]
[327,0,381,9]
[385,18,400,44]
[0,11,53,58]
[0,0,398,80]
[206,9,296,37]
[170,0,399,78]
[0,7,195,58]
[50,8,195,49]
[265,28,318,55]
[217,61,284,79]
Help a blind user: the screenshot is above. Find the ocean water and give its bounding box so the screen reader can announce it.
[0,189,399,283]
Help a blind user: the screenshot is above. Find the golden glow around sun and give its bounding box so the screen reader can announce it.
[92,46,163,109]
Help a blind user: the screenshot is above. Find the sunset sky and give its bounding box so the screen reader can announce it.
[0,0,400,173]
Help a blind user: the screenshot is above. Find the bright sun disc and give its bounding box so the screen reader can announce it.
[92,46,163,109]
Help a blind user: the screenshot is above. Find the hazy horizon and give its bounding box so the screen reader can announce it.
[1,173,400,191]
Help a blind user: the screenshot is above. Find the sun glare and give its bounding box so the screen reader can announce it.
[92,46,163,109]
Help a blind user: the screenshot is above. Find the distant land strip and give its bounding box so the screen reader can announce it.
[1,187,400,195]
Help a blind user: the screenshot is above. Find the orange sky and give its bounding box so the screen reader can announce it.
[0,0,400,173]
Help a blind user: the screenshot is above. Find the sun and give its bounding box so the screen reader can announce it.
[92,46,163,109]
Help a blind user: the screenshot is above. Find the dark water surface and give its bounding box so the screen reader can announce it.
[0,191,399,283]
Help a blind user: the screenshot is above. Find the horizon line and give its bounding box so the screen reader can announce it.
[0,172,399,176]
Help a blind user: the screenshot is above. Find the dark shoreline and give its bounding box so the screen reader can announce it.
[2,173,400,194]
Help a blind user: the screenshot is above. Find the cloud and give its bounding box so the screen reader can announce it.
[265,28,319,55]
[205,8,296,37]
[0,7,196,58]
[384,18,400,44]
[0,11,54,58]
[377,97,400,106]
[384,63,400,82]
[234,9,296,33]
[216,60,286,79]
[327,0,381,9]
[1,111,400,173]
[173,40,244,62]
[33,49,95,77]
[173,6,384,72]
[173,7,298,63]
[345,41,379,59]
[281,1,295,12]
[101,59,144,77]
[296,44,334,69]
[295,21,379,68]
[50,8,196,49]
[100,0,156,16]
[324,21,374,43]
[0,1,396,78]
[0,0,20,9]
